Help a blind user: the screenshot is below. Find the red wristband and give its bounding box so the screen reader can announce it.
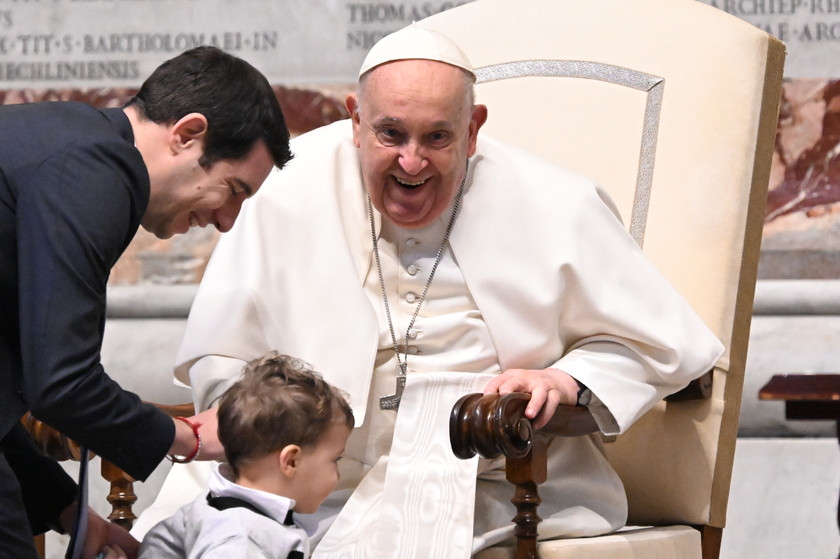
[168,416,202,463]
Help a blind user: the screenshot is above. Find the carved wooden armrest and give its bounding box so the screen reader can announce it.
[449,392,599,460]
[21,401,195,529]
[20,412,84,462]
[450,393,592,559]
[449,377,712,559]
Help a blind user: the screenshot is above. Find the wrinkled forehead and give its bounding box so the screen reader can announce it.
[363,57,472,85]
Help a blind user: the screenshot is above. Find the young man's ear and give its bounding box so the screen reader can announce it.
[168,112,208,154]
[278,445,301,476]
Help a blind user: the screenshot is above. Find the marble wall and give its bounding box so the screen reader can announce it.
[4,74,838,283]
[762,78,840,278]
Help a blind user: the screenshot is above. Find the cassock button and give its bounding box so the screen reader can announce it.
[405,292,418,303]
[406,238,418,247]
[407,346,419,355]
[407,265,419,276]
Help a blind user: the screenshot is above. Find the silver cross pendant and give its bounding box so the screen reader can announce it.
[380,374,406,411]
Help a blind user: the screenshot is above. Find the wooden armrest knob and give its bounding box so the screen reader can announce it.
[20,400,194,463]
[20,412,83,461]
[450,392,532,460]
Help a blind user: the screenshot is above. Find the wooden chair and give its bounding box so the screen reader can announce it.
[420,0,785,557]
[22,402,194,558]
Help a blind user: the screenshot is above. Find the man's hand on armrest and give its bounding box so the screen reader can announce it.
[483,368,580,429]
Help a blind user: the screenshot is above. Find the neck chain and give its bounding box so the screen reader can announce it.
[369,160,468,410]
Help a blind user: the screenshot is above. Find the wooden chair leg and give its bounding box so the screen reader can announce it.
[101,459,137,530]
[450,394,555,559]
[34,533,45,559]
[22,403,194,557]
[700,525,723,559]
[506,437,548,559]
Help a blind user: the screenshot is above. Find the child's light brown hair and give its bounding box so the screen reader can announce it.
[217,352,354,476]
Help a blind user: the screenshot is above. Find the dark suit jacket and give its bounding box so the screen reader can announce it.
[0,101,175,530]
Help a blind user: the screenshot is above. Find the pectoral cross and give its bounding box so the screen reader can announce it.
[380,368,407,411]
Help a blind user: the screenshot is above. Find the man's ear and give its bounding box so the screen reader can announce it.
[278,445,301,477]
[466,104,488,159]
[169,112,208,155]
[346,94,362,149]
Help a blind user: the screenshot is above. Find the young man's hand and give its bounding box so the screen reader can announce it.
[59,503,139,559]
[169,407,223,461]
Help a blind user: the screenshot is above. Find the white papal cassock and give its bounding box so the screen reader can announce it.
[138,119,724,556]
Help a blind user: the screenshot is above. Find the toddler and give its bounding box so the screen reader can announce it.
[139,352,353,558]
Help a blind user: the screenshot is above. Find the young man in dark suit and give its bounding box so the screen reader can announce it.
[0,46,292,559]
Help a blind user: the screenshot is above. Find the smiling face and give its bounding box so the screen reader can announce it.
[348,59,487,229]
[142,132,274,239]
[287,421,351,514]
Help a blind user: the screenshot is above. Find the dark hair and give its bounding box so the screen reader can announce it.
[217,352,354,476]
[126,46,293,170]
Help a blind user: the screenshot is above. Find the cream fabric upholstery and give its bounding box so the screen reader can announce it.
[475,526,702,559]
[420,0,784,553]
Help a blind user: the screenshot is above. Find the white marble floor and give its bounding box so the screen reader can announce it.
[722,438,840,559]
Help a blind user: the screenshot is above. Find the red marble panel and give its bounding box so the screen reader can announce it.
[767,79,840,221]
[761,79,840,278]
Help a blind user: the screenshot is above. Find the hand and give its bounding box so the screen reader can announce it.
[98,545,128,559]
[84,509,139,559]
[169,407,223,461]
[192,407,223,461]
[59,503,139,559]
[483,368,580,429]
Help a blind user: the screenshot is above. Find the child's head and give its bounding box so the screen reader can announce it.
[217,352,354,512]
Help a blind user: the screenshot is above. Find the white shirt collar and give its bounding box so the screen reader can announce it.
[207,463,297,526]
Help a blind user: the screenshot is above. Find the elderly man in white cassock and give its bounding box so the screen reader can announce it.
[161,25,724,558]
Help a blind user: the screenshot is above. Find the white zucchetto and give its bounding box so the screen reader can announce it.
[358,23,475,79]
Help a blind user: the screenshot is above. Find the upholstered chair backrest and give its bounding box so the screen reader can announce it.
[421,0,784,528]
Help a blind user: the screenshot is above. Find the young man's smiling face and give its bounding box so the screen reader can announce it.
[141,117,273,239]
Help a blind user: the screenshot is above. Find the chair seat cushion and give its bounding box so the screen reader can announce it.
[476,525,702,559]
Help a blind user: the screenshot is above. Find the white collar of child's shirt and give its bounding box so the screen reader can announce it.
[208,462,297,527]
